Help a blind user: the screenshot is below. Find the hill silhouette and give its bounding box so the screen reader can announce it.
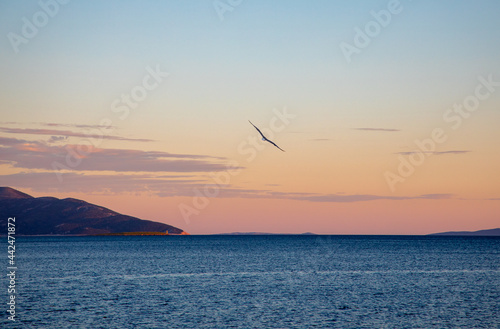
[0,187,186,235]
[429,228,500,236]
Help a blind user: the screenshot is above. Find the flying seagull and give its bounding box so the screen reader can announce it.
[248,120,285,152]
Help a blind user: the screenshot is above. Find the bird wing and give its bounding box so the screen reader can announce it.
[248,120,285,152]
[248,120,266,139]
[265,139,285,152]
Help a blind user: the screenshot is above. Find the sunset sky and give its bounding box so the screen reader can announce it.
[1,0,499,234]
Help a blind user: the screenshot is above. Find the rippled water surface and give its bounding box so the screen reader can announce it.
[1,235,499,328]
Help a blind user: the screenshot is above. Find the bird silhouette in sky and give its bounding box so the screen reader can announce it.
[248,120,285,152]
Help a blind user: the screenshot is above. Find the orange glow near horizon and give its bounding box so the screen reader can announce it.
[14,189,499,235]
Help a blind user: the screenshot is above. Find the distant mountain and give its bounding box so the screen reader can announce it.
[216,232,278,235]
[0,187,187,235]
[429,228,500,236]
[215,232,317,235]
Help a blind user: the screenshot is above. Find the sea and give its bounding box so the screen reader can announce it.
[1,235,499,328]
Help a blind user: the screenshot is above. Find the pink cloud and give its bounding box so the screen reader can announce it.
[0,138,235,173]
[0,127,153,142]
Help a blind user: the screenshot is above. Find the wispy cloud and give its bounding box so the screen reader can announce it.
[207,188,454,203]
[0,122,115,129]
[264,191,454,203]
[0,169,456,203]
[309,138,332,142]
[396,150,471,156]
[0,136,29,146]
[0,127,152,142]
[0,138,234,173]
[47,136,69,143]
[40,123,115,129]
[0,172,201,194]
[0,133,459,203]
[309,138,333,142]
[415,193,455,200]
[352,128,401,132]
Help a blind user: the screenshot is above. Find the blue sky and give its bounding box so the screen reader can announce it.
[2,1,499,126]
